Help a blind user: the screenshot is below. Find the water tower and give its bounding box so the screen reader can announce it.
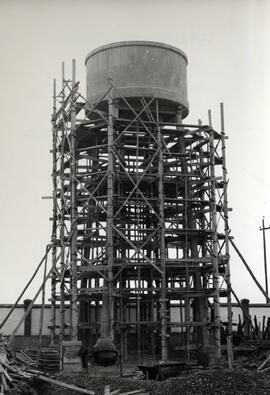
[50,41,232,363]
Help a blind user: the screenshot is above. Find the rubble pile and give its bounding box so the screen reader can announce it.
[52,368,270,395]
[155,370,270,395]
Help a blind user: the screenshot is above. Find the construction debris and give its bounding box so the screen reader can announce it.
[49,369,270,395]
[0,349,94,395]
[0,345,150,395]
[2,337,270,394]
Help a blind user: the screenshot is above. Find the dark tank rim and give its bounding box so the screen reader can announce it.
[85,41,188,65]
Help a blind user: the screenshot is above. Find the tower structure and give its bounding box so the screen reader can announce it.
[50,42,232,362]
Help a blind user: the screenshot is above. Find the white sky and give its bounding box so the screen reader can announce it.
[0,0,270,304]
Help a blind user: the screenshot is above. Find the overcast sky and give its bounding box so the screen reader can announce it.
[0,0,270,304]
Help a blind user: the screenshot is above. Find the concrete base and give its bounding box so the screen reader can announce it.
[61,340,82,372]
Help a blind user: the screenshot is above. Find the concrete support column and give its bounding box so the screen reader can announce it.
[23,299,32,336]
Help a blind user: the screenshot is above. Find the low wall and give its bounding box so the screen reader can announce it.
[1,302,270,337]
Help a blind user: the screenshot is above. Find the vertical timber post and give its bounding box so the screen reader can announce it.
[157,100,168,361]
[59,62,66,342]
[70,59,78,340]
[261,217,269,303]
[209,110,221,359]
[220,103,233,369]
[177,106,190,358]
[50,78,57,344]
[106,97,116,339]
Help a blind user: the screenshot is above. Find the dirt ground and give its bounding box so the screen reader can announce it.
[49,369,270,395]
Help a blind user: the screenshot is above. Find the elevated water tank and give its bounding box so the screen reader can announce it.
[85,41,189,118]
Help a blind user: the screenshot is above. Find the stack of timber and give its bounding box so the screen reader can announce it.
[24,348,60,372]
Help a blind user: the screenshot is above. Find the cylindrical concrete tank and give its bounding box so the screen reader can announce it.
[85,41,189,118]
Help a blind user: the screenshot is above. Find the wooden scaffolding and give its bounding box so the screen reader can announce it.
[50,60,232,362]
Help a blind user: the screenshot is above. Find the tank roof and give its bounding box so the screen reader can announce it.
[85,41,188,65]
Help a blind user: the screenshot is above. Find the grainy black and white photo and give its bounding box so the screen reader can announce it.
[0,0,270,393]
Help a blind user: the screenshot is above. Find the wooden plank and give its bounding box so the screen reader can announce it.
[257,353,270,372]
[36,375,95,394]
[110,390,121,395]
[118,390,149,395]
